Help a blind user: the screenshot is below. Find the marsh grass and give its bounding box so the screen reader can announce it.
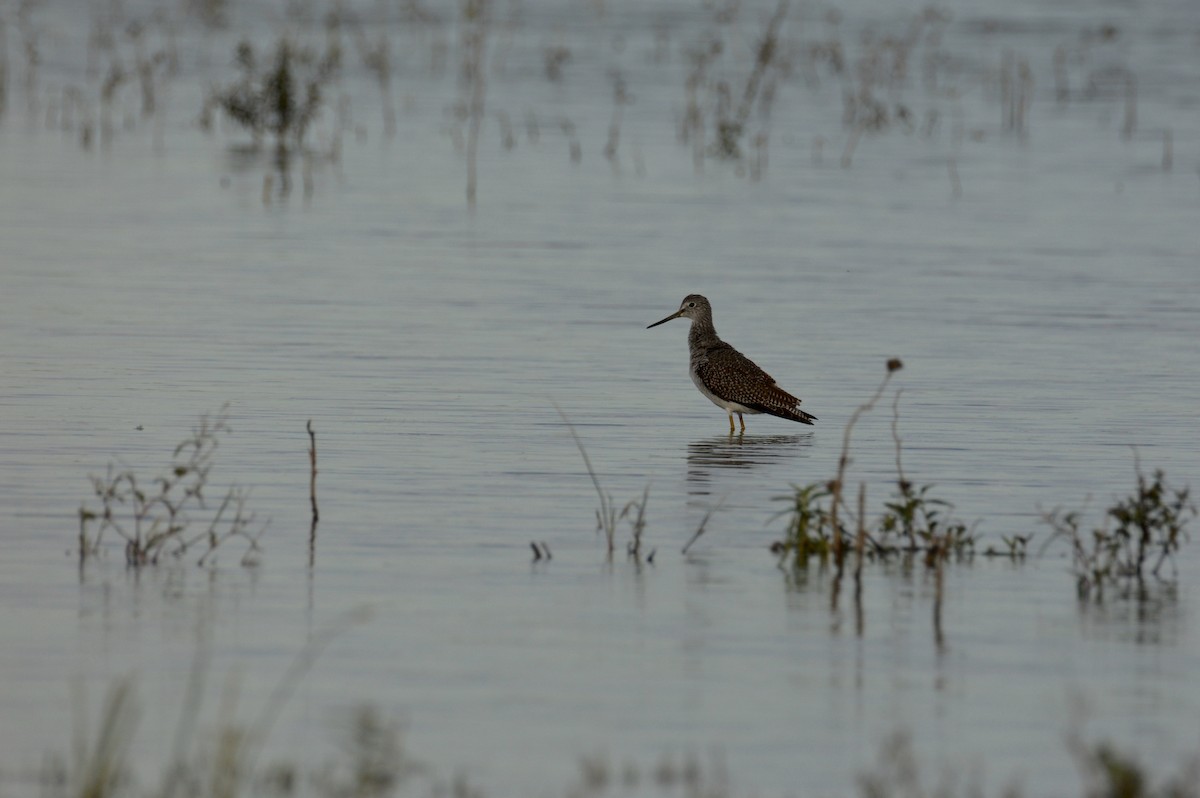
[203,37,338,159]
[1067,737,1200,798]
[27,9,181,151]
[602,69,629,170]
[1041,457,1195,601]
[554,406,651,562]
[458,0,491,209]
[677,0,790,172]
[0,18,9,120]
[6,0,1173,205]
[999,50,1033,138]
[772,359,976,574]
[711,0,789,162]
[351,26,397,140]
[837,8,953,168]
[857,728,1200,798]
[32,609,376,798]
[984,533,1033,560]
[25,694,1200,798]
[77,405,266,568]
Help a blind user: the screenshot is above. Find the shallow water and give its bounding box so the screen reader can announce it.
[2,0,1199,794]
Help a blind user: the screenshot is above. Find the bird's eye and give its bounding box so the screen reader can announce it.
[687,302,696,308]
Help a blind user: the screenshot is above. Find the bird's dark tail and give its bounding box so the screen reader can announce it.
[745,384,817,425]
[774,407,817,425]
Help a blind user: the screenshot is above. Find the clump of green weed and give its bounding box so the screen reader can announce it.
[202,37,338,156]
[770,481,844,566]
[77,405,265,567]
[878,480,976,564]
[1073,741,1200,798]
[1042,458,1195,600]
[772,360,975,571]
[983,533,1033,559]
[856,727,1200,798]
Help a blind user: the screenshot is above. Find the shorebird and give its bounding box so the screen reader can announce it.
[647,294,817,433]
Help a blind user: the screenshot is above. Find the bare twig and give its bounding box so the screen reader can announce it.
[891,389,907,491]
[307,419,319,523]
[554,404,616,554]
[682,496,726,555]
[461,0,490,208]
[830,359,903,568]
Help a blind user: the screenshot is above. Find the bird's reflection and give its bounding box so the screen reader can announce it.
[686,432,814,495]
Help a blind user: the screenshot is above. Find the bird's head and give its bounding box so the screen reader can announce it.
[647,294,710,328]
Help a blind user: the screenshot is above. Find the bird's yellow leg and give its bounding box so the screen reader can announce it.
[727,412,735,434]
[738,413,746,433]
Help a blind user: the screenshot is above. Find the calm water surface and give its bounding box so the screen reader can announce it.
[1,0,1199,794]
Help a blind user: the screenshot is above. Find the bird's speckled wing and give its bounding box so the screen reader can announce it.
[696,343,817,424]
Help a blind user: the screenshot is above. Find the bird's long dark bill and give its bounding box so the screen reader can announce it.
[646,311,682,329]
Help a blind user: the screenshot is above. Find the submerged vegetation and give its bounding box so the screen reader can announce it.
[77,406,265,568]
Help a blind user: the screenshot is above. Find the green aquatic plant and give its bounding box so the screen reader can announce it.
[1042,459,1195,600]
[878,480,975,562]
[983,533,1033,560]
[856,728,1200,798]
[77,405,265,568]
[773,360,975,571]
[203,37,338,155]
[769,481,845,566]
